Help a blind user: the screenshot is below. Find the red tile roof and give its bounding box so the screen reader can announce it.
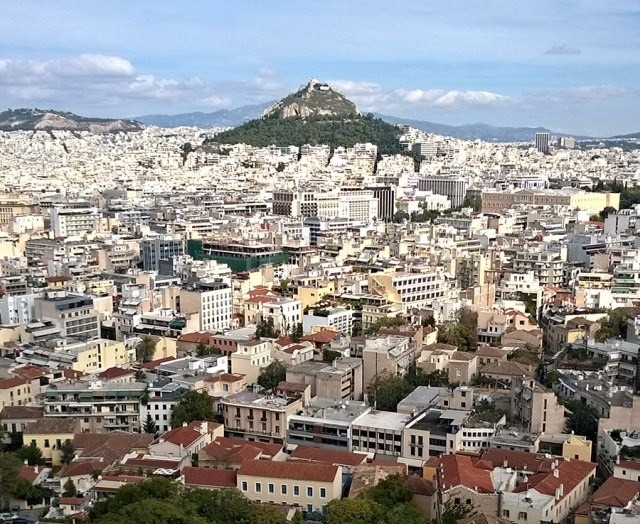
[200,437,281,465]
[19,465,41,483]
[439,454,494,493]
[238,459,339,483]
[98,367,133,380]
[183,466,237,488]
[289,445,368,467]
[592,476,640,507]
[141,356,175,369]
[73,432,153,464]
[60,460,103,479]
[0,376,28,389]
[407,474,436,496]
[283,344,307,354]
[617,460,640,471]
[59,497,85,505]
[155,421,205,448]
[479,449,554,474]
[123,455,181,469]
[512,459,595,503]
[300,330,338,344]
[178,332,212,344]
[12,365,48,379]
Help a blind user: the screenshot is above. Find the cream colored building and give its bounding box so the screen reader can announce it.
[482,188,619,214]
[49,338,135,373]
[0,377,32,409]
[237,459,342,514]
[24,418,79,465]
[362,334,416,388]
[230,339,273,384]
[221,390,303,444]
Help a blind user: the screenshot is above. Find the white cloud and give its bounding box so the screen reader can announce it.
[396,88,510,107]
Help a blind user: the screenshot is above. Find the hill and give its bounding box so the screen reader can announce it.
[0,108,142,133]
[610,132,640,139]
[209,79,404,155]
[135,103,270,128]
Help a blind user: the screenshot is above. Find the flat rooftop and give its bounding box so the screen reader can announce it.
[353,410,411,432]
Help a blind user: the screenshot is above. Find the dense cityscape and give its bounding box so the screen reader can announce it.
[2,2,640,524]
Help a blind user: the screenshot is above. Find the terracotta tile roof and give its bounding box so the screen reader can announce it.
[475,347,508,358]
[0,405,44,419]
[205,372,245,383]
[424,343,457,352]
[618,460,640,471]
[123,454,181,469]
[512,459,595,502]
[98,367,134,380]
[238,459,339,483]
[451,351,477,361]
[74,432,153,464]
[246,295,278,304]
[178,332,212,344]
[59,497,85,505]
[283,344,307,354]
[275,336,293,346]
[183,466,237,488]
[300,330,338,344]
[479,449,554,473]
[289,445,368,467]
[407,474,436,496]
[141,356,175,369]
[155,421,205,448]
[0,376,28,389]
[19,465,41,483]
[439,454,494,493]
[12,365,48,379]
[592,477,640,507]
[479,360,533,376]
[25,418,78,435]
[200,437,281,465]
[60,460,103,479]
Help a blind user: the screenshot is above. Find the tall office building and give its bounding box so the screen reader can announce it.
[141,235,184,272]
[418,176,468,208]
[535,132,550,154]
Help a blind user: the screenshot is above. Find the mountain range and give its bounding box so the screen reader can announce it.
[0,108,142,133]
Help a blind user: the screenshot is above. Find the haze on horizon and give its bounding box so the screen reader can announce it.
[0,0,639,136]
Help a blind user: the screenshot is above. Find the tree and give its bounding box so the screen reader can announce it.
[257,361,287,392]
[60,440,75,465]
[366,370,412,411]
[246,503,289,524]
[566,400,599,442]
[0,453,22,508]
[16,442,45,466]
[255,317,279,339]
[599,206,616,220]
[290,322,304,343]
[463,193,482,212]
[365,316,406,334]
[136,335,157,363]
[170,390,216,428]
[143,413,157,434]
[323,349,342,363]
[180,488,252,524]
[327,497,383,524]
[364,475,413,507]
[437,307,478,351]
[195,342,220,357]
[441,498,476,524]
[393,210,410,223]
[134,369,147,382]
[63,478,77,497]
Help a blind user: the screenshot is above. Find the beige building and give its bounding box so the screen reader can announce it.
[237,459,342,514]
[24,418,79,465]
[447,351,478,385]
[230,339,273,383]
[482,188,620,214]
[362,334,416,388]
[221,390,303,444]
[49,338,135,374]
[0,377,32,409]
[537,433,592,461]
[511,377,565,434]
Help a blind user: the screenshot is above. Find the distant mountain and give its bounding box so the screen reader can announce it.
[610,132,640,139]
[0,108,142,133]
[373,113,581,142]
[136,103,269,128]
[209,79,405,155]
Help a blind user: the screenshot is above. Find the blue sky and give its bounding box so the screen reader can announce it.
[0,1,638,135]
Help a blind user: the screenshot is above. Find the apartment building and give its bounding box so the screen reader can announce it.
[50,204,101,238]
[303,307,353,335]
[260,297,302,335]
[351,411,410,457]
[179,279,233,333]
[368,271,447,312]
[237,459,342,514]
[43,380,146,432]
[230,339,272,383]
[417,176,468,208]
[511,377,565,434]
[23,418,79,465]
[221,390,303,444]
[34,291,100,340]
[141,378,187,434]
[287,398,370,451]
[141,234,184,272]
[362,334,415,388]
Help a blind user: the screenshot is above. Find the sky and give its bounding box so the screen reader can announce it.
[0,1,639,136]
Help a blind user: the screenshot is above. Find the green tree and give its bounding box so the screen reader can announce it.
[393,210,410,223]
[290,322,304,342]
[327,497,383,524]
[170,390,216,428]
[60,439,75,465]
[566,400,599,442]
[366,370,412,411]
[255,317,279,339]
[134,369,147,382]
[63,478,77,497]
[0,452,22,508]
[180,488,252,524]
[257,361,287,392]
[143,413,157,434]
[11,478,54,506]
[364,474,413,507]
[136,335,157,363]
[437,307,478,351]
[15,442,45,466]
[246,503,289,524]
[195,342,220,357]
[599,206,617,220]
[463,193,482,212]
[365,316,407,334]
[441,498,476,524]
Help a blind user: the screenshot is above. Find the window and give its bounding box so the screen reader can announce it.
[268,483,274,493]
[241,482,247,491]
[307,487,313,497]
[294,486,300,496]
[44,439,50,448]
[255,482,262,493]
[466,499,471,505]
[307,504,313,514]
[320,488,326,498]
[455,498,460,505]
[281,484,287,495]
[503,510,510,518]
[518,512,527,520]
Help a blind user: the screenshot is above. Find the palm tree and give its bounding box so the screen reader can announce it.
[136,336,157,363]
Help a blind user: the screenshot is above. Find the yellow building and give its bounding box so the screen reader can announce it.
[237,459,342,514]
[0,377,32,409]
[24,418,79,465]
[482,188,619,214]
[537,433,592,462]
[53,339,135,373]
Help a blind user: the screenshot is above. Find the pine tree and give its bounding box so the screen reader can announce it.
[143,413,157,434]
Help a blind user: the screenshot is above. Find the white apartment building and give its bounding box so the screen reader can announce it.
[418,176,469,208]
[262,297,302,335]
[368,271,448,311]
[230,339,273,383]
[179,279,233,333]
[0,292,39,325]
[303,307,353,335]
[50,205,101,238]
